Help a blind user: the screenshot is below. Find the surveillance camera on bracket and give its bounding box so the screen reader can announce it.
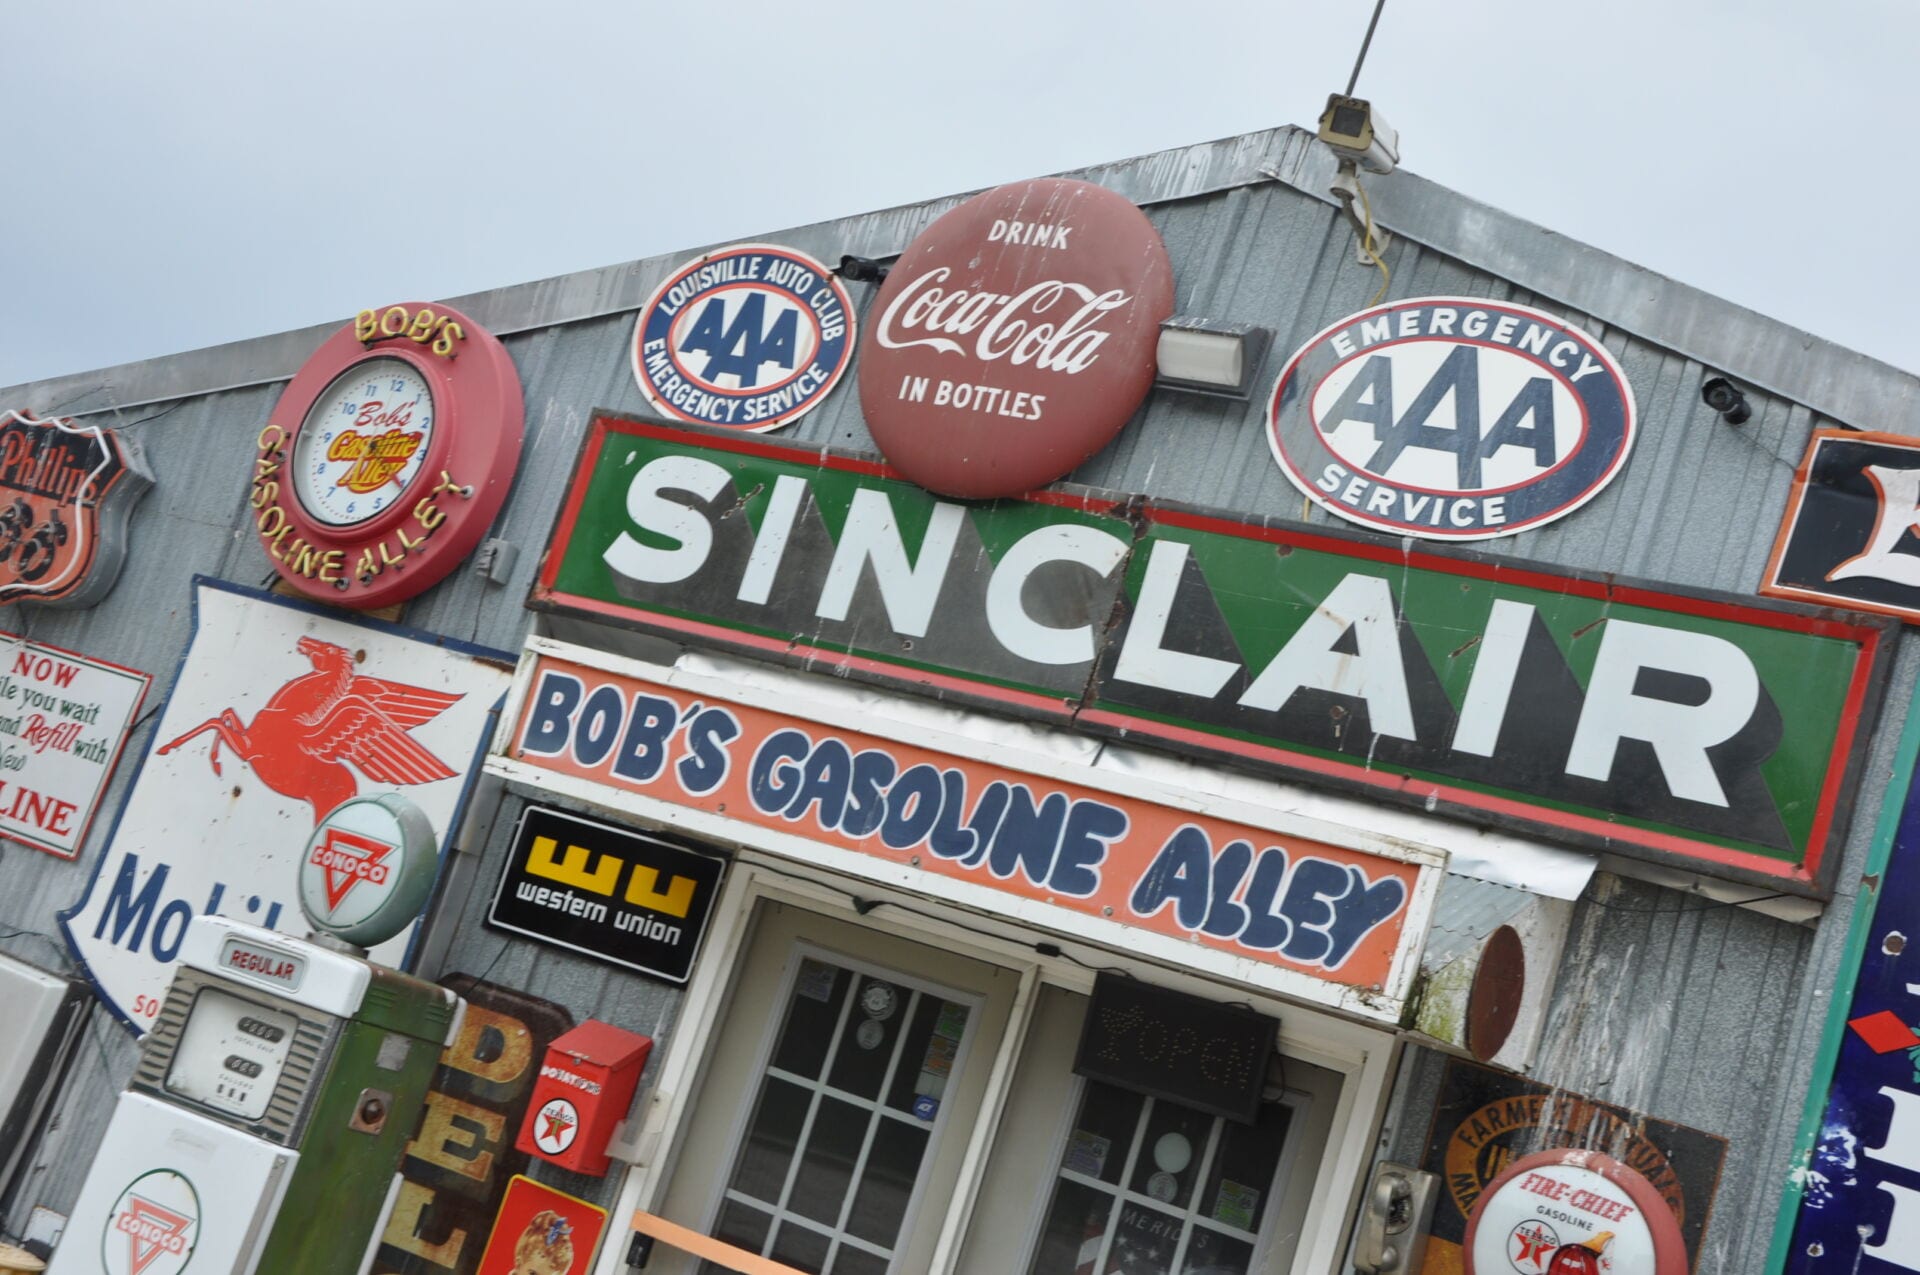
[1318,94,1399,175]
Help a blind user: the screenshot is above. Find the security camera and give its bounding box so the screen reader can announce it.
[1318,94,1399,175]
[1701,377,1752,425]
[835,255,889,284]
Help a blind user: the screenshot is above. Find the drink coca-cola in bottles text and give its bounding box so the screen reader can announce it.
[858,178,1173,498]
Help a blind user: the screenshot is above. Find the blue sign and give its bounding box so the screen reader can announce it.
[1266,297,1637,541]
[629,243,856,433]
[1785,760,1920,1270]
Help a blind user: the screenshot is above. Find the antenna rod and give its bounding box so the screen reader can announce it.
[1345,0,1389,97]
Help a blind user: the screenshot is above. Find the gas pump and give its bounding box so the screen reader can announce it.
[52,794,460,1275]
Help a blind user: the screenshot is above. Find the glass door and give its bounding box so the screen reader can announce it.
[705,953,980,1274]
[655,901,1019,1275]
[1022,1081,1295,1275]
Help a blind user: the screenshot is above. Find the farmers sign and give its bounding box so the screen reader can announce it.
[532,414,1889,896]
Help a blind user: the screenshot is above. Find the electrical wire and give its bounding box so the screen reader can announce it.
[1355,177,1392,306]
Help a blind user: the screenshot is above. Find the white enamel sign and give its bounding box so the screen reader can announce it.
[60,579,510,1034]
[0,633,148,859]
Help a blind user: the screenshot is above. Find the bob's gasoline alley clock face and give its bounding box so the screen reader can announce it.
[292,356,437,528]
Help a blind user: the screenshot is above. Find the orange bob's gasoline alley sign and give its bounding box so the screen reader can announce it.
[493,644,1440,1016]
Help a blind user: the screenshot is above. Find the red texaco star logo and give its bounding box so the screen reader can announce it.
[1509,1220,1559,1272]
[533,1097,580,1154]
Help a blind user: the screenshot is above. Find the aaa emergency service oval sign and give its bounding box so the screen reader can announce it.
[630,243,855,432]
[1267,298,1635,540]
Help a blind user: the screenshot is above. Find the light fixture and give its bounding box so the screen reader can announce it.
[1154,318,1274,400]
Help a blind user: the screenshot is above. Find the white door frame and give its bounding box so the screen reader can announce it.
[591,849,1399,1275]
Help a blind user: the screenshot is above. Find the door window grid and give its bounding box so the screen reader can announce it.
[705,951,975,1275]
[1028,1080,1290,1275]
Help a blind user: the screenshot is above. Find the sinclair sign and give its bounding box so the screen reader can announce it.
[532,413,1889,896]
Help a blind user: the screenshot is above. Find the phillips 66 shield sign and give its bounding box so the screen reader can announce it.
[59,578,511,1033]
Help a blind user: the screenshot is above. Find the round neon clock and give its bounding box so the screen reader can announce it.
[253,302,523,609]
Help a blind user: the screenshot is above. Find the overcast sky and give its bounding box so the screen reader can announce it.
[5,1,1914,394]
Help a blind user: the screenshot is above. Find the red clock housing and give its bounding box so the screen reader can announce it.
[251,302,523,609]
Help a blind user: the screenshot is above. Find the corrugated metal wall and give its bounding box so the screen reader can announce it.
[0,126,1910,1271]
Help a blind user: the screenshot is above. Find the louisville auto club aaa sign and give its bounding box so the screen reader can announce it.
[60,579,510,1033]
[1268,298,1636,540]
[630,244,855,432]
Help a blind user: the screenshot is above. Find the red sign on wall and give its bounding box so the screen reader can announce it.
[0,410,152,608]
[474,1176,606,1275]
[858,178,1174,498]
[251,303,524,609]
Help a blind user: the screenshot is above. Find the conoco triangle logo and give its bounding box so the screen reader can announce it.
[309,826,395,912]
[114,1193,193,1275]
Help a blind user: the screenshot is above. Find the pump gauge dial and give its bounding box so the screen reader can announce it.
[164,988,300,1121]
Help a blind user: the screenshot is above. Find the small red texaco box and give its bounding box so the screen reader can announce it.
[515,1020,653,1176]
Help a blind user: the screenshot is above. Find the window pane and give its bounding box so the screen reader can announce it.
[831,1246,891,1275]
[885,996,970,1118]
[1181,1227,1254,1275]
[845,1116,931,1246]
[1026,1177,1118,1275]
[732,1077,811,1205]
[788,1095,872,1226]
[1127,1100,1214,1211]
[773,959,853,1079]
[1060,1082,1145,1186]
[828,977,912,1100]
[1107,1202,1183,1274]
[1201,1104,1292,1235]
[770,1221,832,1274]
[711,1198,773,1258]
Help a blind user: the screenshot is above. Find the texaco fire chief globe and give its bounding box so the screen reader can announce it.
[252,301,525,608]
[1267,297,1636,541]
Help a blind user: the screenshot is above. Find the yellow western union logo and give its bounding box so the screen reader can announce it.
[525,835,696,919]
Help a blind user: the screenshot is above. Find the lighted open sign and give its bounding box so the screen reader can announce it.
[1072,972,1278,1125]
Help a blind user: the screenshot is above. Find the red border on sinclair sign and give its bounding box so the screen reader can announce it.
[254,302,524,610]
[1463,1148,1688,1275]
[533,413,1887,895]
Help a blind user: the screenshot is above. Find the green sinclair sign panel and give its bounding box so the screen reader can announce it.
[534,413,1891,896]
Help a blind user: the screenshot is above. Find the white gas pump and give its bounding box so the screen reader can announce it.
[51,794,459,1275]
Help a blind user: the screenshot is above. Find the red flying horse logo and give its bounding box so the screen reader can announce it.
[158,636,462,822]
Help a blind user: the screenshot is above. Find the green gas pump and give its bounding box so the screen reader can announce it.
[53,794,461,1275]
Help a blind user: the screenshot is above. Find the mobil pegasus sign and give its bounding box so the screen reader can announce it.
[1268,298,1636,540]
[532,413,1888,896]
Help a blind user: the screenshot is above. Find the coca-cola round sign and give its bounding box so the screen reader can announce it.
[858,178,1174,498]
